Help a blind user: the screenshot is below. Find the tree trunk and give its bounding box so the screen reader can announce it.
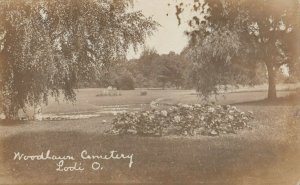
[266,63,277,100]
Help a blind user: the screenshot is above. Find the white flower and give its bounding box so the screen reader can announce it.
[161,110,168,117]
[127,129,137,134]
[208,107,215,113]
[174,116,181,122]
[194,104,202,107]
[216,105,222,109]
[182,104,190,108]
[231,106,237,111]
[200,116,205,121]
[210,130,218,136]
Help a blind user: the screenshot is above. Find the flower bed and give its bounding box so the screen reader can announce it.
[107,104,253,137]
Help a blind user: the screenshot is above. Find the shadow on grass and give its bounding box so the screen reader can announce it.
[0,130,299,184]
[232,93,300,106]
[0,120,28,127]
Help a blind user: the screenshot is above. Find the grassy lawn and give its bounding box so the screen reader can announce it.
[0,88,299,184]
[42,84,298,114]
[43,89,192,114]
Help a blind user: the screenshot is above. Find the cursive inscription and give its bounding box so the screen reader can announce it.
[14,150,75,161]
[81,150,134,168]
[13,150,134,172]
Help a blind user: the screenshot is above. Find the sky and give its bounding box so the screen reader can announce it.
[127,0,191,59]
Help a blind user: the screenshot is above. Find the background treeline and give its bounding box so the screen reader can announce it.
[79,48,275,90]
[79,48,192,89]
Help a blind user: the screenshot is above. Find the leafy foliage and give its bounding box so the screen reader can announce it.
[115,74,135,90]
[174,0,300,99]
[108,104,253,137]
[0,0,158,119]
[99,49,189,89]
[129,49,188,89]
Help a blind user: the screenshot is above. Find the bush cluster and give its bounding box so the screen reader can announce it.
[115,75,135,90]
[140,91,148,96]
[107,104,253,137]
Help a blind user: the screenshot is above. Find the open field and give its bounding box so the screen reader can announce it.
[42,83,299,114]
[0,86,299,184]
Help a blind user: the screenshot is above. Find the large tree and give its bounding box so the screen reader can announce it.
[174,0,300,99]
[0,0,158,119]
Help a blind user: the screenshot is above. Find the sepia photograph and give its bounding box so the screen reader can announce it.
[0,0,299,184]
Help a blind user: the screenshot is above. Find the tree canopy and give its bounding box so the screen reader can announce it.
[174,0,300,99]
[0,0,158,119]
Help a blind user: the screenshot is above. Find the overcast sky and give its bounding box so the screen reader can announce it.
[127,0,191,59]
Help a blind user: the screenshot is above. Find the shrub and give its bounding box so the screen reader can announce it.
[116,75,135,90]
[140,91,148,96]
[107,104,253,137]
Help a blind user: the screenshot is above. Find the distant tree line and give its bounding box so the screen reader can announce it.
[79,47,271,90]
[79,48,193,89]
